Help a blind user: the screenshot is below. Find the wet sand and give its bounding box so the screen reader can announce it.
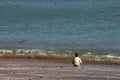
[0,59,120,80]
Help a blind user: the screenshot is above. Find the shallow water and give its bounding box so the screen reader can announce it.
[0,59,119,69]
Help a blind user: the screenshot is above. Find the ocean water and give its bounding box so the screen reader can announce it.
[0,0,120,55]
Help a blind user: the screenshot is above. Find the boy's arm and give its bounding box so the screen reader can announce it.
[72,60,74,64]
[79,58,82,63]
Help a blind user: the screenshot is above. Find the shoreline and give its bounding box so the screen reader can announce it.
[0,49,120,65]
[0,59,120,80]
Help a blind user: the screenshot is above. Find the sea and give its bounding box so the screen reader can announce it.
[0,0,120,56]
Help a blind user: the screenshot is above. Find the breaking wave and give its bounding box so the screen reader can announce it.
[0,49,120,65]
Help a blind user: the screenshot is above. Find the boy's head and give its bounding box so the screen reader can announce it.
[75,52,79,57]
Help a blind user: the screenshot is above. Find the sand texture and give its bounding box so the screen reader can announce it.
[0,59,120,80]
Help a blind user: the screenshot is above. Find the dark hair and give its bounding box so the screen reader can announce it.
[75,52,79,57]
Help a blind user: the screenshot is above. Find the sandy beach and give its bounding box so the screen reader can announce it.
[0,59,119,80]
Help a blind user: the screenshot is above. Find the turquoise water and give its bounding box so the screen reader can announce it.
[0,0,120,55]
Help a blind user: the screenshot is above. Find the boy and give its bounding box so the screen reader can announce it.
[73,52,82,67]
